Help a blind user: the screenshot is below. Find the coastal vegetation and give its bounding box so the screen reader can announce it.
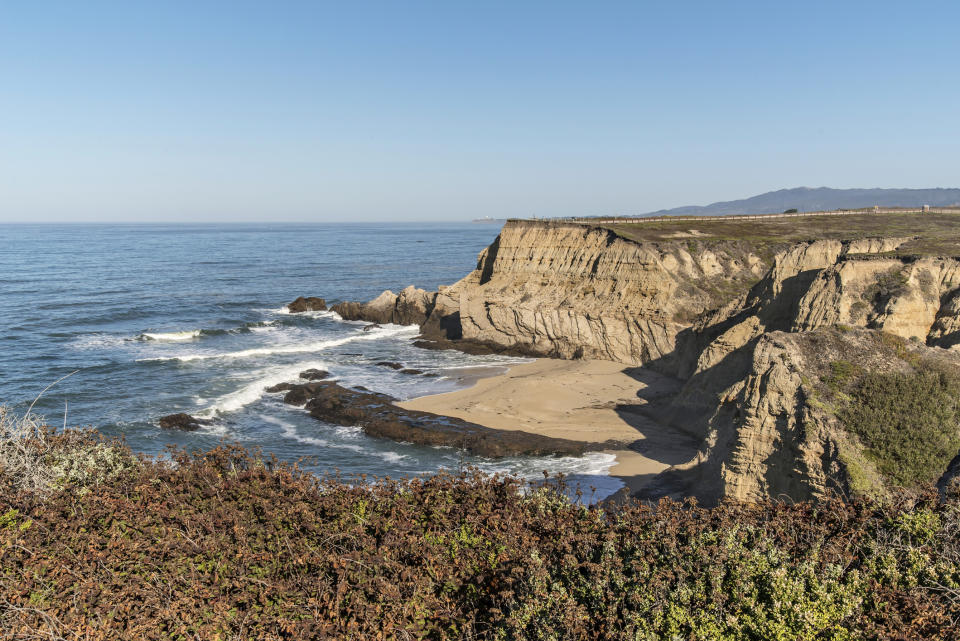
[836,365,960,487]
[3,413,960,640]
[801,330,960,492]
[603,211,960,257]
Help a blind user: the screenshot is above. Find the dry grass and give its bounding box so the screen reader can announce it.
[0,407,57,495]
[0,406,137,496]
[600,211,960,257]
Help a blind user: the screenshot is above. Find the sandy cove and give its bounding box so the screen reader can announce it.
[398,358,700,494]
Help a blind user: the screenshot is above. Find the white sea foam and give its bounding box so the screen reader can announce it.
[69,333,129,350]
[333,424,365,439]
[196,360,330,417]
[299,310,344,320]
[261,414,331,447]
[261,414,415,465]
[262,415,619,499]
[196,422,232,437]
[453,449,623,497]
[249,324,277,333]
[142,330,202,342]
[137,325,419,363]
[261,307,343,321]
[470,452,619,479]
[260,414,367,455]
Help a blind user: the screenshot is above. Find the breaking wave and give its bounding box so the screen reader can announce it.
[141,330,202,341]
[196,360,332,417]
[137,325,419,363]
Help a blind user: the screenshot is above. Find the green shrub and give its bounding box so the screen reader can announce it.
[2,434,959,639]
[838,366,960,487]
[864,267,910,315]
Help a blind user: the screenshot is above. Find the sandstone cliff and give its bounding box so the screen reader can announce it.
[335,221,771,364]
[318,218,960,504]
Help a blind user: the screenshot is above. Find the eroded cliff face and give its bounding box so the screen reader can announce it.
[646,326,960,505]
[653,333,843,504]
[321,221,960,504]
[336,221,769,364]
[670,238,960,377]
[659,331,857,504]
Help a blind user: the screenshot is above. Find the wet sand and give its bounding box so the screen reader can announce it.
[399,358,698,493]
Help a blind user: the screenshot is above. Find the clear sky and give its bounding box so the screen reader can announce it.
[1,1,958,222]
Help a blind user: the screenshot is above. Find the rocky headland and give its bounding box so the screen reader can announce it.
[293,212,960,504]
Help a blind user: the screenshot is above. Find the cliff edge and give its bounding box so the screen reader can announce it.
[318,212,960,504]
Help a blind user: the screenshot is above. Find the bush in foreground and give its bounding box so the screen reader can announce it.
[2,424,960,640]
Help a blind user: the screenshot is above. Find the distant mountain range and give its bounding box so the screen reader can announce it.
[642,187,960,217]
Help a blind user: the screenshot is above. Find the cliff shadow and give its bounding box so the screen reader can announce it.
[478,234,501,285]
[609,366,702,467]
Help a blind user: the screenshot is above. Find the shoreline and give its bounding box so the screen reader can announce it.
[399,358,699,494]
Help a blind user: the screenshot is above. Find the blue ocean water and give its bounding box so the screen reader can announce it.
[0,223,622,499]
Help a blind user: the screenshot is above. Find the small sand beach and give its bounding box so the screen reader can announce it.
[399,358,699,493]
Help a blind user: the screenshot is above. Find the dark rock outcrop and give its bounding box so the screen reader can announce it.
[375,361,405,370]
[299,369,330,381]
[939,451,960,498]
[276,378,610,458]
[413,338,550,358]
[331,286,436,326]
[288,297,327,313]
[158,413,210,431]
[282,382,328,406]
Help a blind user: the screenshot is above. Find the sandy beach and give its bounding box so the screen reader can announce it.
[399,358,699,493]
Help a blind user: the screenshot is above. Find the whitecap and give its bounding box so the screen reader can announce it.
[137,324,419,363]
[298,310,344,320]
[142,330,202,342]
[196,422,232,437]
[259,306,342,319]
[259,306,292,315]
[69,333,129,350]
[249,324,277,333]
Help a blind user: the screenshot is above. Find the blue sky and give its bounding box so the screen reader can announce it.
[1,1,958,222]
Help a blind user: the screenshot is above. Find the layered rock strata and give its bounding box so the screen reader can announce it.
[332,222,770,364]
[301,220,960,504]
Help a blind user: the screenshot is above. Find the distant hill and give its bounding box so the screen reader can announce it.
[643,187,960,217]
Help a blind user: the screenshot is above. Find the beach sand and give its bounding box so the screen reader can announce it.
[399,358,699,494]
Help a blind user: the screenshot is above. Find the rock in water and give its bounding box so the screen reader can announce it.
[276,374,614,457]
[287,296,327,313]
[331,285,436,326]
[298,369,330,380]
[158,413,210,431]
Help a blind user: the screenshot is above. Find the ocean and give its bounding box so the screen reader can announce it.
[0,223,622,500]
